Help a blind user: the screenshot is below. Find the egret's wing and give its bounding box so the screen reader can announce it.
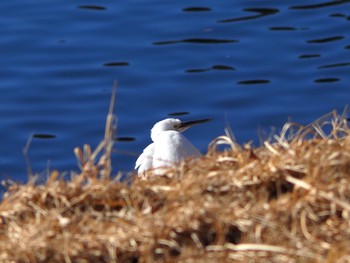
[153,131,201,170]
[175,134,202,158]
[135,143,155,175]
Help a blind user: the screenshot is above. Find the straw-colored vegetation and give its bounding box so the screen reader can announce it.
[1,104,350,262]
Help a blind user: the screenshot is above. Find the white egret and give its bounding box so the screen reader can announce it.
[135,118,210,176]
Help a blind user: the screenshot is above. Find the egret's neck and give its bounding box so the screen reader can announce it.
[151,129,168,142]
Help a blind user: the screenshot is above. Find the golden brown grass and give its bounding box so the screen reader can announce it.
[1,108,350,262]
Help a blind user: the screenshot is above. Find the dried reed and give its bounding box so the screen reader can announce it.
[1,107,350,262]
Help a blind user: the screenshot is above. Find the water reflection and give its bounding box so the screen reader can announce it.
[218,8,279,23]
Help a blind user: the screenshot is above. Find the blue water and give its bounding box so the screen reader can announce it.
[1,0,350,182]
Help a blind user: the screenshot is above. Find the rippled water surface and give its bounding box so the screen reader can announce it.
[1,0,350,181]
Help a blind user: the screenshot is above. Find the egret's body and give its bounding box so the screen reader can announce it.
[135,118,209,176]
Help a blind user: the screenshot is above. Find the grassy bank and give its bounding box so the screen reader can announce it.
[1,111,350,262]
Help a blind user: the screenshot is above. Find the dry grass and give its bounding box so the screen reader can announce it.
[1,108,350,262]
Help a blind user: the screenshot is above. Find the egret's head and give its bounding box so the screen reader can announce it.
[151,118,181,141]
[150,118,210,142]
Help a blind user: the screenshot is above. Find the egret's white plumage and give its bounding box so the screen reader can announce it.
[135,118,210,176]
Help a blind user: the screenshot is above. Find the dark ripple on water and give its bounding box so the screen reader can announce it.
[218,8,279,23]
[269,26,309,31]
[168,112,190,117]
[318,62,350,69]
[32,134,56,139]
[298,54,321,59]
[77,5,107,11]
[314,78,340,83]
[269,27,298,31]
[182,7,212,12]
[186,65,235,73]
[290,1,350,10]
[153,38,238,45]
[329,13,349,19]
[103,62,130,67]
[237,80,271,85]
[114,137,136,142]
[330,13,346,18]
[307,36,345,44]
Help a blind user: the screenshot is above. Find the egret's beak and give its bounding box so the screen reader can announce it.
[178,118,211,132]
